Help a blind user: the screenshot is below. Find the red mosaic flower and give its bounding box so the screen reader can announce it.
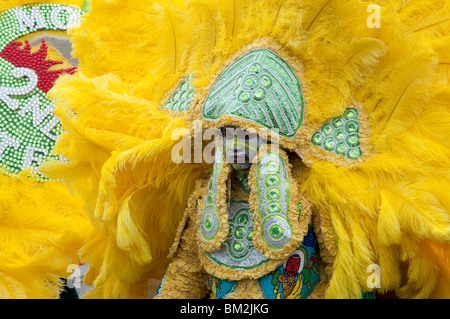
[0,39,77,93]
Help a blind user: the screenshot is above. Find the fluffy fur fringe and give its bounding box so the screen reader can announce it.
[40,0,450,298]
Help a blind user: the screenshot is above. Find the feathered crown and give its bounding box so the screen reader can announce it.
[0,0,92,298]
[41,0,450,299]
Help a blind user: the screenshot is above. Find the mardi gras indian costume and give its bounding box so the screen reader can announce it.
[41,0,450,299]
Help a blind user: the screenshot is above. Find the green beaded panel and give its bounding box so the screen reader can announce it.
[0,4,84,51]
[256,152,292,250]
[206,200,269,270]
[0,4,83,179]
[163,75,194,112]
[225,205,254,260]
[311,108,363,160]
[200,147,224,241]
[0,73,63,177]
[202,48,305,138]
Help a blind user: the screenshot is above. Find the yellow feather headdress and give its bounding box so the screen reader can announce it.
[41,0,450,298]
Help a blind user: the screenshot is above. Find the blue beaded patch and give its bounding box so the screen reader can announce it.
[206,274,238,299]
[361,291,376,299]
[257,227,320,299]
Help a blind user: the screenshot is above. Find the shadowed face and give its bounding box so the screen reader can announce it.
[221,126,264,167]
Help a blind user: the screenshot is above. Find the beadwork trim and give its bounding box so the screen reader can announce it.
[201,48,305,138]
[249,144,309,259]
[160,73,199,122]
[162,75,195,113]
[256,152,292,250]
[193,38,313,152]
[0,4,84,52]
[190,38,374,167]
[205,200,270,270]
[198,147,231,252]
[311,108,363,159]
[195,148,313,280]
[196,181,312,281]
[296,102,373,168]
[0,4,84,179]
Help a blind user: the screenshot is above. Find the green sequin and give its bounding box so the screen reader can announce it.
[265,174,280,187]
[202,48,305,138]
[234,226,246,239]
[205,216,213,230]
[311,108,363,160]
[163,75,194,112]
[266,161,279,173]
[233,241,244,252]
[267,188,280,200]
[269,225,283,239]
[237,213,249,225]
[267,201,281,214]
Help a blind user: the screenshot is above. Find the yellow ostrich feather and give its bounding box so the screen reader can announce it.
[0,171,91,298]
[40,0,450,299]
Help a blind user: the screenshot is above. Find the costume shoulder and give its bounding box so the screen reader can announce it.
[167,179,208,261]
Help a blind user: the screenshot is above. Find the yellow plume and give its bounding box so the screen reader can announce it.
[40,0,450,299]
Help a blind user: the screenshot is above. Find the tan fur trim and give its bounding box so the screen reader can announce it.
[167,180,208,261]
[191,37,313,152]
[312,208,338,266]
[307,261,330,299]
[197,159,232,253]
[155,215,208,299]
[296,101,374,168]
[198,246,284,281]
[249,144,311,260]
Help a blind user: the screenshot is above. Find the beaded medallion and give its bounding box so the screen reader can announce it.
[205,200,270,270]
[202,48,305,138]
[0,4,84,179]
[311,108,363,160]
